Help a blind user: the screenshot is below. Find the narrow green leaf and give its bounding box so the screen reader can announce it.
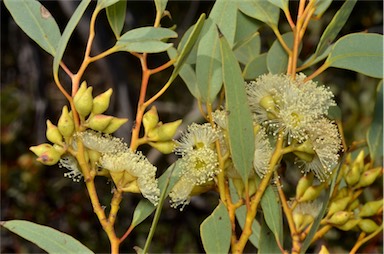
[1,220,93,254]
[131,161,182,227]
[96,0,120,10]
[327,105,342,121]
[154,0,168,15]
[200,202,231,254]
[209,0,238,47]
[314,0,333,18]
[106,1,127,39]
[116,41,173,53]
[220,36,255,184]
[236,206,261,248]
[118,27,177,42]
[260,181,283,246]
[325,33,384,78]
[196,18,222,103]
[235,10,263,44]
[367,81,383,167]
[243,53,268,80]
[53,0,91,80]
[267,0,288,11]
[315,0,357,58]
[267,32,297,74]
[4,0,61,56]
[301,46,332,69]
[258,216,281,254]
[238,1,280,28]
[234,33,261,65]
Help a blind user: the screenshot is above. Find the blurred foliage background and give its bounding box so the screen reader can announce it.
[1,1,382,253]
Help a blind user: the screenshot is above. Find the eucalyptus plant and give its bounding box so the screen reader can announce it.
[2,0,383,253]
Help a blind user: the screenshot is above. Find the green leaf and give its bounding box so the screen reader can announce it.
[106,1,127,39]
[315,0,357,58]
[258,216,281,254]
[301,46,332,69]
[236,206,261,248]
[131,161,183,227]
[260,181,283,247]
[314,0,333,18]
[96,0,120,10]
[367,81,383,167]
[220,36,255,184]
[196,18,222,103]
[4,0,61,56]
[235,10,263,44]
[234,33,261,65]
[325,33,384,78]
[238,1,280,28]
[53,0,91,80]
[267,0,288,11]
[1,220,93,254]
[116,27,177,53]
[327,105,342,121]
[200,202,231,254]
[209,0,238,47]
[243,53,268,80]
[154,0,168,15]
[267,32,297,74]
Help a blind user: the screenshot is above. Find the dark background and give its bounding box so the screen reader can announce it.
[1,1,383,253]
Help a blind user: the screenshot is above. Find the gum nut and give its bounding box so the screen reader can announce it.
[296,174,314,199]
[103,117,128,134]
[58,106,75,138]
[36,147,61,166]
[354,167,382,189]
[328,196,351,216]
[358,219,380,234]
[88,114,113,132]
[30,143,53,157]
[74,86,93,117]
[143,106,159,133]
[92,88,113,114]
[149,141,175,154]
[46,120,63,145]
[359,199,383,217]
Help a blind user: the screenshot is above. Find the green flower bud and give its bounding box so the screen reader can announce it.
[46,120,63,145]
[333,187,348,200]
[345,164,360,187]
[327,211,353,225]
[358,219,379,233]
[143,106,159,134]
[298,183,325,202]
[88,114,113,132]
[354,150,365,173]
[328,196,351,216]
[260,95,278,118]
[296,174,314,200]
[335,219,360,231]
[92,88,113,114]
[88,149,101,166]
[103,117,128,134]
[300,214,315,231]
[359,199,383,217]
[293,213,304,230]
[30,143,61,166]
[58,106,74,138]
[148,119,182,142]
[319,245,330,254]
[347,199,360,211]
[149,141,175,154]
[53,144,66,154]
[354,167,382,189]
[110,171,137,191]
[74,81,93,117]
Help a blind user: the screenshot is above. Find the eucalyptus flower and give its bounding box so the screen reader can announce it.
[60,155,83,182]
[253,128,273,178]
[77,130,127,154]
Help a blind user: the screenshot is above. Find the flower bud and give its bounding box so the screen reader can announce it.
[327,211,353,225]
[74,81,93,117]
[335,219,360,231]
[46,120,63,145]
[58,106,75,138]
[293,213,304,230]
[30,143,61,166]
[103,117,128,134]
[333,187,348,200]
[88,149,101,166]
[148,119,182,142]
[319,245,330,254]
[88,114,113,132]
[347,199,360,211]
[259,95,278,119]
[143,106,159,134]
[298,183,325,202]
[345,164,360,187]
[354,150,365,173]
[300,214,315,231]
[92,88,113,114]
[354,167,382,189]
[359,199,383,217]
[110,170,138,191]
[328,196,351,216]
[296,174,314,200]
[358,219,379,233]
[149,141,175,154]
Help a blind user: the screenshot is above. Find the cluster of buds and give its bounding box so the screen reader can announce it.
[142,106,182,154]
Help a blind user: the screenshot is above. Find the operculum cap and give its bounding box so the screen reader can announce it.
[92,88,113,114]
[58,106,75,138]
[149,141,175,154]
[143,106,159,134]
[46,120,63,145]
[88,114,113,132]
[147,119,182,142]
[103,117,128,134]
[74,81,93,117]
[30,143,62,166]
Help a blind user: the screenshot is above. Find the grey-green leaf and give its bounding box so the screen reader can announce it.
[238,1,280,28]
[367,81,383,167]
[236,206,261,248]
[234,9,263,45]
[154,0,168,16]
[96,0,120,10]
[234,33,261,65]
[315,0,357,58]
[106,1,127,39]
[325,33,384,78]
[200,202,231,254]
[314,0,333,18]
[258,216,281,254]
[267,0,288,11]
[209,0,238,47]
[196,18,222,103]
[267,32,296,74]
[243,53,268,80]
[53,0,91,80]
[220,36,255,184]
[4,0,61,56]
[1,220,93,254]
